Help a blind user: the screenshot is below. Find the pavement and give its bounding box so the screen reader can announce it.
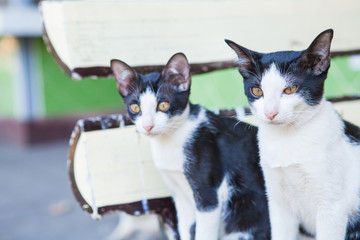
[0,140,119,240]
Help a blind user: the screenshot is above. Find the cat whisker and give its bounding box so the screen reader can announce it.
[127,84,139,95]
[281,62,286,75]
[156,81,164,92]
[252,60,262,80]
[233,119,256,131]
[245,123,256,131]
[291,110,314,113]
[285,116,302,128]
[233,120,242,131]
[274,61,282,74]
[243,69,261,81]
[284,60,294,77]
[218,113,254,120]
[149,83,155,93]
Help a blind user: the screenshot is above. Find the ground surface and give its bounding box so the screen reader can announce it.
[0,140,119,240]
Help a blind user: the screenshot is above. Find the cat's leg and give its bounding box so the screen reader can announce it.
[268,199,299,240]
[192,180,228,240]
[316,203,348,240]
[160,172,195,240]
[194,206,221,240]
[173,195,196,240]
[261,166,299,240]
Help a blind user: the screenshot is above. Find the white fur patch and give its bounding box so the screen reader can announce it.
[252,63,314,127]
[196,208,222,240]
[150,106,206,171]
[149,107,208,240]
[195,179,230,240]
[135,88,169,136]
[223,232,254,240]
[161,171,195,240]
[258,96,360,240]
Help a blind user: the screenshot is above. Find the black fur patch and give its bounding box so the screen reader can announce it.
[346,213,360,240]
[343,120,360,144]
[122,72,190,122]
[241,50,327,106]
[190,222,196,240]
[184,108,270,239]
[299,224,315,238]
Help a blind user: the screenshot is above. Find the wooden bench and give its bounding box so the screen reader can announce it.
[40,0,360,237]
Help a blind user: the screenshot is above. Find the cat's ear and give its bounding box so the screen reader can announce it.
[110,59,137,97]
[300,29,333,75]
[162,53,191,92]
[225,39,259,78]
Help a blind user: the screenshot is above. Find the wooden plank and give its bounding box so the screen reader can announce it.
[68,115,178,234]
[40,0,360,78]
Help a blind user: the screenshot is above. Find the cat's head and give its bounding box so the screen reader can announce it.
[111,53,191,136]
[226,29,333,126]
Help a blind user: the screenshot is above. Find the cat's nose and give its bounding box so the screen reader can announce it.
[265,112,278,120]
[144,125,154,132]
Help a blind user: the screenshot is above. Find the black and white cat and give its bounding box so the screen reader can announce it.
[226,29,360,240]
[110,53,270,240]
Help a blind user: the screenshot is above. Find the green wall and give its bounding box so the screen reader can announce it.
[2,38,359,120]
[37,38,125,117]
[325,56,360,98]
[190,68,246,110]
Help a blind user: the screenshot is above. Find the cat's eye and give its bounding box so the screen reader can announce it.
[158,101,170,112]
[130,103,140,113]
[284,86,298,95]
[251,87,263,97]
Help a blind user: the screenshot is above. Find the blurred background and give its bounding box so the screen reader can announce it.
[1,1,132,239]
[1,0,360,240]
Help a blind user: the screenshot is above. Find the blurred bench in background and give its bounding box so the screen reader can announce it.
[41,0,360,79]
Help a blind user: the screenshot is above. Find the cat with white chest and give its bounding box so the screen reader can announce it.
[110,53,270,240]
[226,29,360,240]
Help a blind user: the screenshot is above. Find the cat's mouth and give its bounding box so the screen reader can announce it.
[264,118,289,126]
[143,131,156,136]
[144,131,162,137]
